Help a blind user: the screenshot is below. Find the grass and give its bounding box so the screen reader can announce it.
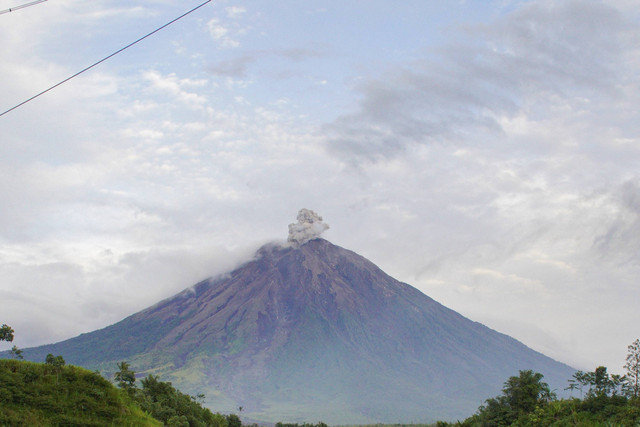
[0,359,161,426]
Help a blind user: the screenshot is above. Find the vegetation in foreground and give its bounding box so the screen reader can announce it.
[0,356,243,427]
[0,358,161,426]
[1,323,237,426]
[433,338,640,426]
[113,360,231,426]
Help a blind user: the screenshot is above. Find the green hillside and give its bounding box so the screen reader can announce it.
[0,359,161,426]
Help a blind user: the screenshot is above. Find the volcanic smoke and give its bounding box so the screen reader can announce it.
[287,209,329,247]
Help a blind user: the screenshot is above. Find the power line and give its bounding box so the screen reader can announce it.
[0,0,47,15]
[0,0,212,118]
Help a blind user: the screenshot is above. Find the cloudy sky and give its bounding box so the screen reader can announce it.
[1,0,639,374]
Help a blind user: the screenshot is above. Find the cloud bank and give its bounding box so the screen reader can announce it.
[324,0,635,162]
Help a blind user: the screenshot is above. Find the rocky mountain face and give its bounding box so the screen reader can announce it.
[13,238,575,423]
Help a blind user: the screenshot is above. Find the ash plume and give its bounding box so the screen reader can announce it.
[287,209,329,247]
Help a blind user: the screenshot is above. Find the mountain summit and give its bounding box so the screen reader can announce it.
[12,213,574,423]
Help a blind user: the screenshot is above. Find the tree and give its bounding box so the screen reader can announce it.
[136,374,225,426]
[114,361,137,393]
[10,345,23,360]
[472,370,555,425]
[2,325,23,360]
[0,324,14,342]
[227,413,242,427]
[566,370,589,398]
[45,353,65,368]
[45,353,66,384]
[568,366,624,398]
[502,369,555,415]
[594,366,613,397]
[625,338,640,398]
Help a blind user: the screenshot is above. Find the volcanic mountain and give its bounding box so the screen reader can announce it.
[13,238,574,423]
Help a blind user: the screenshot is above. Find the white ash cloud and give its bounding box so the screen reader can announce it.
[287,209,329,247]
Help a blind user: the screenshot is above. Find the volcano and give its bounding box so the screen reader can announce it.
[12,236,574,423]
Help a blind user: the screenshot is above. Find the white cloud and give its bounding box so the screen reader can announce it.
[207,18,241,48]
[226,6,246,19]
[142,70,209,107]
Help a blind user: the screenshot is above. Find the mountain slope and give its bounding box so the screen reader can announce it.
[9,238,575,423]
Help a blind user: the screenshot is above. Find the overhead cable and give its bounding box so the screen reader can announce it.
[0,0,48,15]
[0,0,212,118]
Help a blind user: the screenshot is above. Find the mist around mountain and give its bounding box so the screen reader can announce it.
[5,237,575,424]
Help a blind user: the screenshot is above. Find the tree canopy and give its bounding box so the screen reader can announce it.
[114,361,137,393]
[625,338,640,398]
[0,324,14,342]
[112,362,230,427]
[466,370,554,426]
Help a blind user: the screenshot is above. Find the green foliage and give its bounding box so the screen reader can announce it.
[457,393,640,426]
[568,366,625,399]
[227,413,242,427]
[2,325,23,360]
[45,353,66,368]
[110,361,237,427]
[624,338,640,398]
[0,356,237,427]
[516,396,638,426]
[0,359,161,426]
[45,353,66,384]
[450,361,640,426]
[502,370,555,415]
[0,323,14,342]
[463,370,554,426]
[134,373,229,427]
[10,345,23,360]
[114,361,137,393]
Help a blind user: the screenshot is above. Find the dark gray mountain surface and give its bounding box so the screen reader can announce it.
[8,238,574,423]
